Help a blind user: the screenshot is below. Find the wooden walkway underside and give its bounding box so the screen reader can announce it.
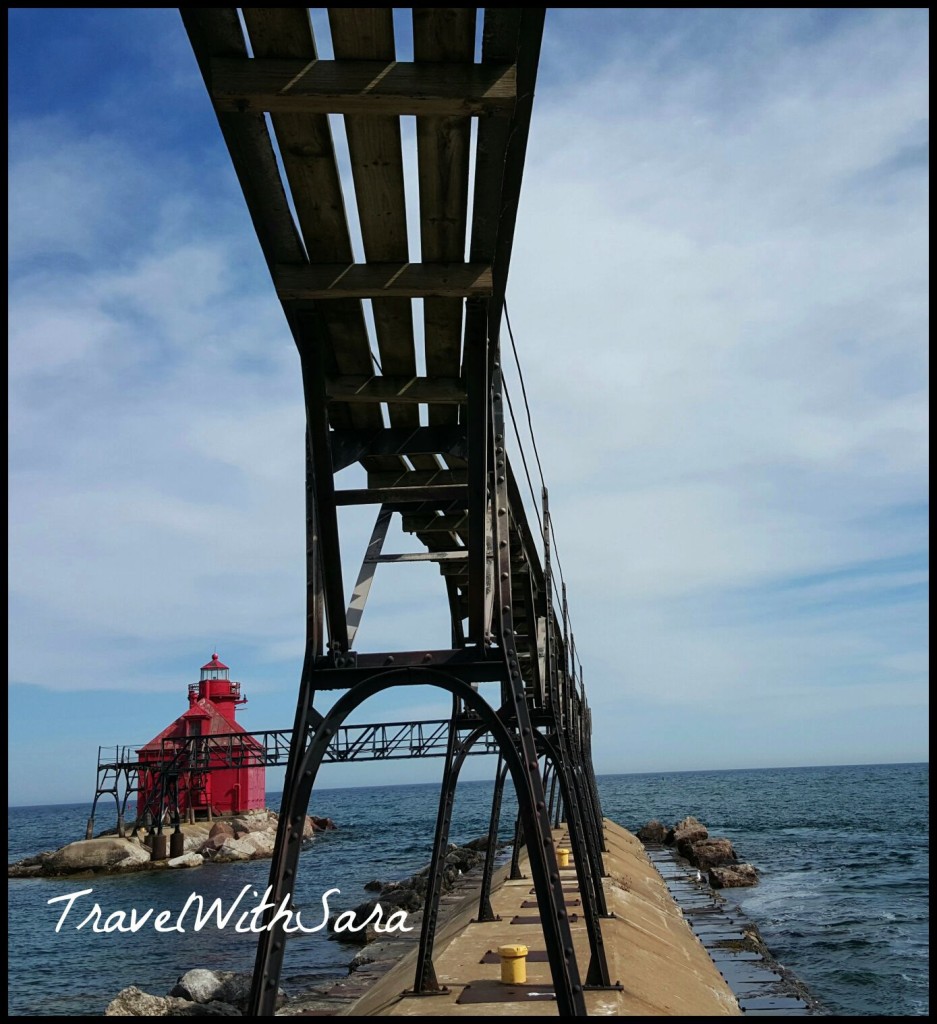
[183,8,551,682]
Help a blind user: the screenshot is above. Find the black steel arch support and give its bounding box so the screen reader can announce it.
[248,670,587,1017]
[411,713,499,994]
[536,740,616,991]
[478,756,510,922]
[537,739,607,917]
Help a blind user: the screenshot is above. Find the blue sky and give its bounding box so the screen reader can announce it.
[9,9,928,806]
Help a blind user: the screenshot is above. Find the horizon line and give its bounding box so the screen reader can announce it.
[8,759,927,809]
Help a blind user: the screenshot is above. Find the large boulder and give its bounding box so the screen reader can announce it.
[376,886,422,912]
[671,816,708,851]
[46,837,151,875]
[687,838,738,870]
[104,985,239,1016]
[310,815,337,831]
[348,952,375,974]
[463,835,491,852]
[166,852,205,869]
[232,831,276,859]
[451,846,482,871]
[200,825,275,858]
[215,975,252,1012]
[709,863,759,888]
[8,850,57,877]
[230,813,271,837]
[167,969,283,1013]
[408,873,428,897]
[197,834,222,854]
[105,986,181,1015]
[8,862,44,878]
[205,837,254,862]
[182,829,211,854]
[208,822,235,841]
[171,969,224,1003]
[214,972,286,1011]
[329,900,384,944]
[636,820,668,844]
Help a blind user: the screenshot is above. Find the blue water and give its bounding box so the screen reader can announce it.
[8,763,928,1016]
[599,763,929,1017]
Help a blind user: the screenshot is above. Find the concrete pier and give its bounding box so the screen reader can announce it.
[346,819,742,1016]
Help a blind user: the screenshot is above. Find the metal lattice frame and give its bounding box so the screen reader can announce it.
[181,8,611,1015]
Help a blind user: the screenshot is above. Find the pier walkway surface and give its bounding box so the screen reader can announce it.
[345,819,741,1016]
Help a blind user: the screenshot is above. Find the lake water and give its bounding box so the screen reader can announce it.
[8,762,928,1016]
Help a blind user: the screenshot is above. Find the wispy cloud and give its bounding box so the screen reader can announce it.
[8,9,928,801]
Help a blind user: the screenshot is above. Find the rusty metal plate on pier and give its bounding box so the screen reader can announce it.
[520,898,579,908]
[740,1011,812,1017]
[683,905,739,916]
[456,982,557,1004]
[737,995,811,1012]
[691,924,749,939]
[480,949,550,964]
[716,961,785,987]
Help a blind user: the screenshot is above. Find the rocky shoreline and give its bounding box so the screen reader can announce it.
[639,832,828,1015]
[637,815,760,888]
[14,814,767,1014]
[7,809,336,878]
[102,836,507,1016]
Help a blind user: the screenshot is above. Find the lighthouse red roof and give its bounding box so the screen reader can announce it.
[201,653,229,671]
[137,698,263,753]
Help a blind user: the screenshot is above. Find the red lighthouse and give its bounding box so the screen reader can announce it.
[136,654,265,821]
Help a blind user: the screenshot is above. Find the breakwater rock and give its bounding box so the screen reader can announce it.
[105,968,287,1016]
[102,834,504,1014]
[637,815,759,888]
[8,810,337,879]
[327,836,500,944]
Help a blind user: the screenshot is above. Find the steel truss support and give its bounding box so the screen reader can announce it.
[346,504,393,648]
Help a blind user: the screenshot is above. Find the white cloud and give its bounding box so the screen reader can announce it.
[8,10,928,779]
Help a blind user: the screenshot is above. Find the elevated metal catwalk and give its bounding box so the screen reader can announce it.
[87,718,503,835]
[181,8,612,1015]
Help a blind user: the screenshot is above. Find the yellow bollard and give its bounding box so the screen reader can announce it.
[498,944,528,985]
[557,847,570,868]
